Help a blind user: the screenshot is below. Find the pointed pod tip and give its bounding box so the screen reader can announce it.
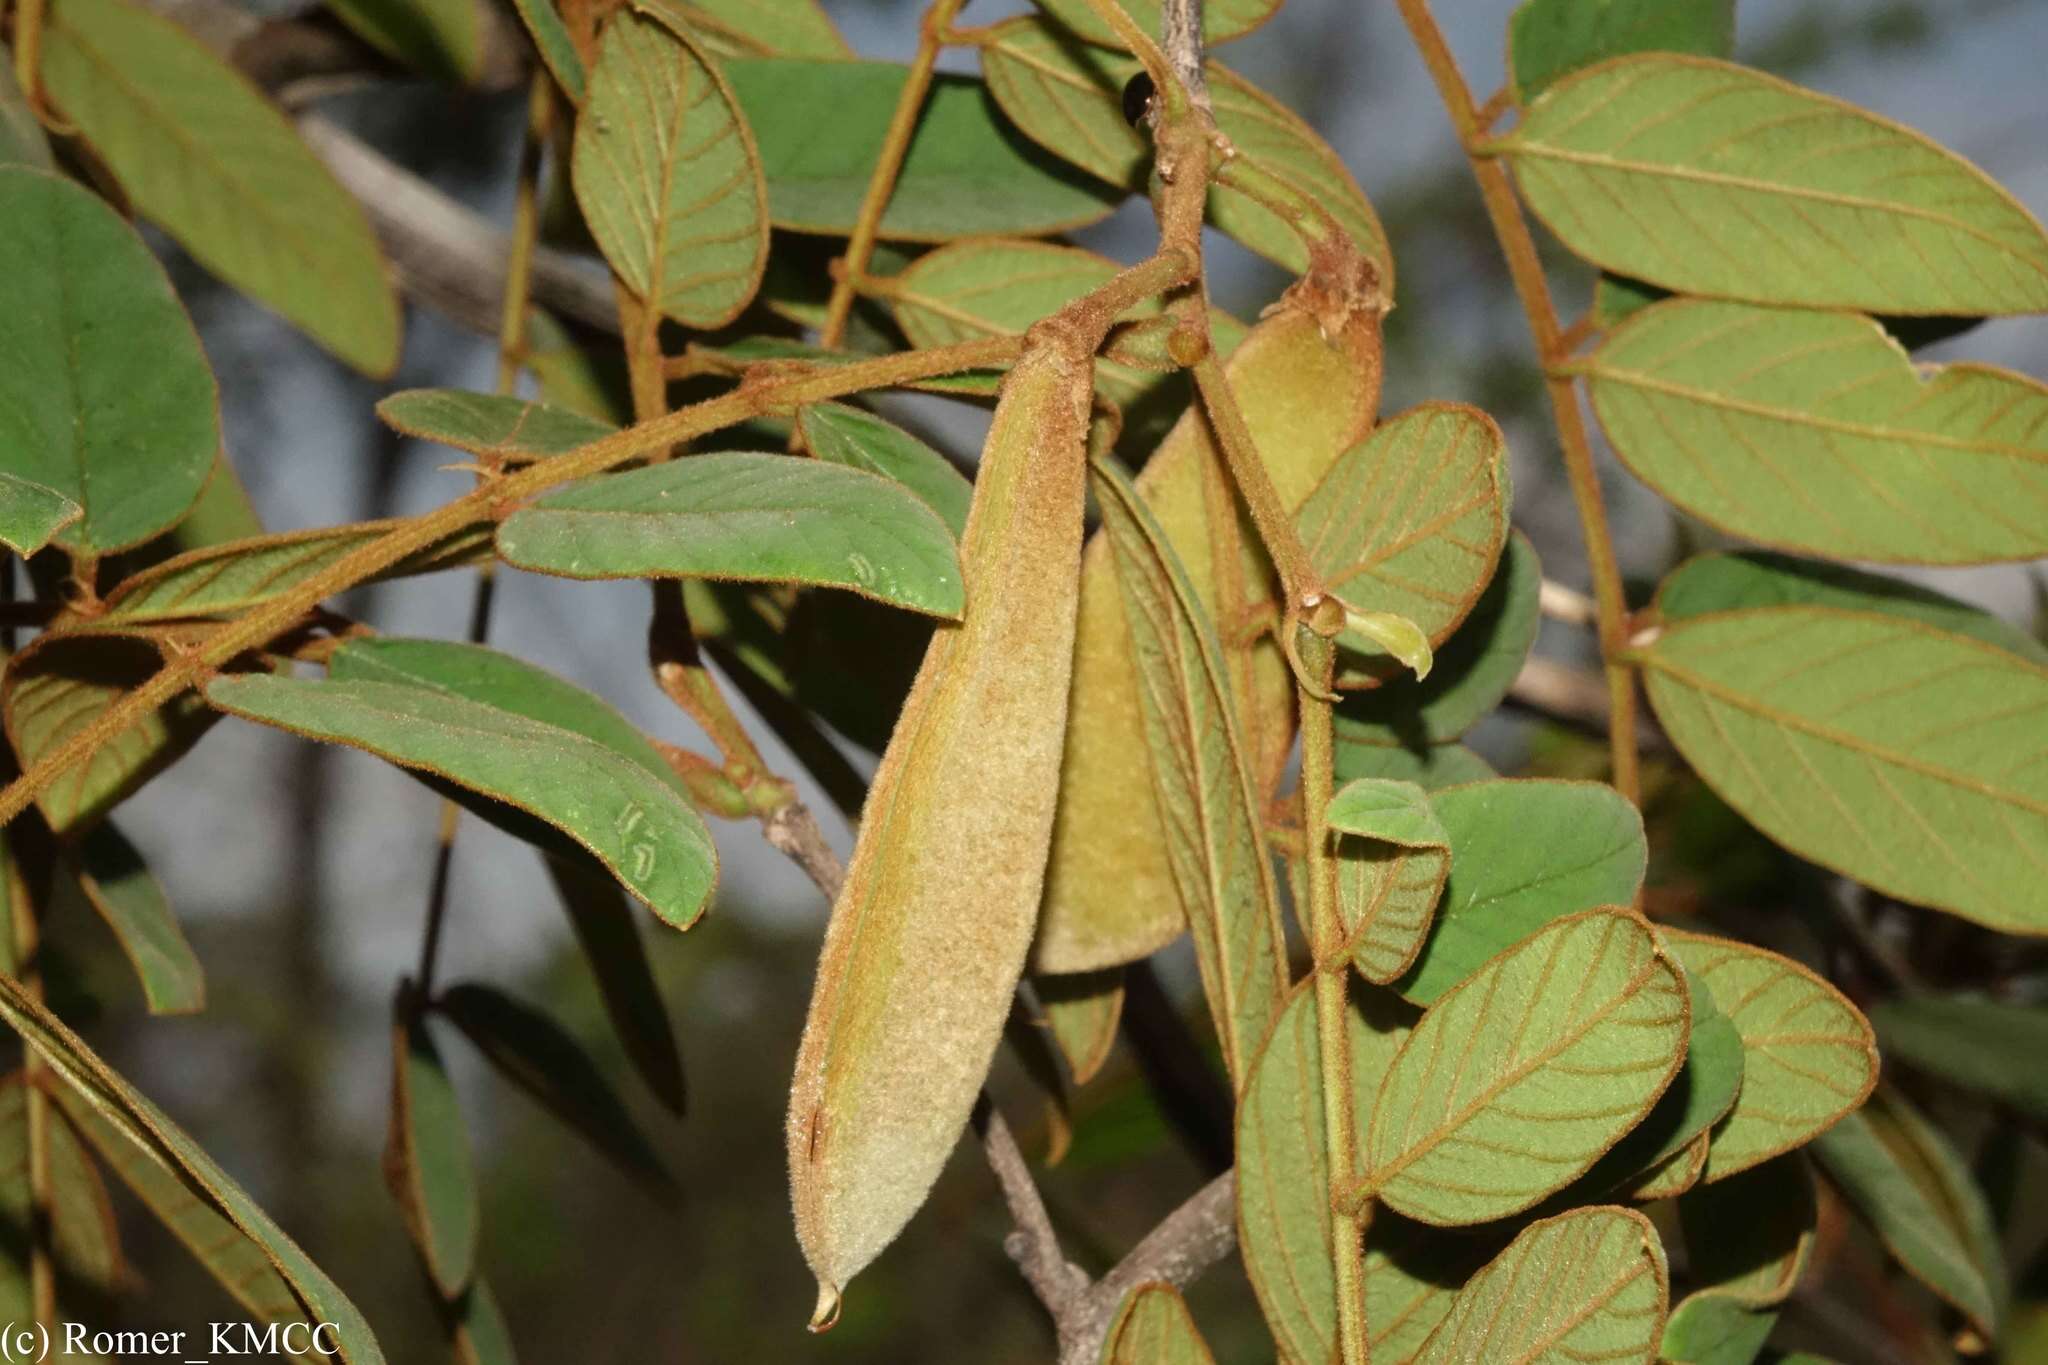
[808,1281,842,1333]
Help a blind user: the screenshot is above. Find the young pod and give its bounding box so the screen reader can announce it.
[1034,273,1386,974]
[788,331,1096,1324]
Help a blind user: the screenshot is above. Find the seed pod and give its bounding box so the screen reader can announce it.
[788,336,1096,1324]
[1034,274,1386,973]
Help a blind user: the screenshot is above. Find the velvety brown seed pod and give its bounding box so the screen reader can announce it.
[1033,275,1385,974]
[788,334,1096,1324]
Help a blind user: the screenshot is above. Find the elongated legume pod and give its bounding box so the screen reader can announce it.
[1034,273,1385,973]
[788,331,1096,1325]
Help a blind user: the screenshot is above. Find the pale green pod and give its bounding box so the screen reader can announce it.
[788,338,1095,1322]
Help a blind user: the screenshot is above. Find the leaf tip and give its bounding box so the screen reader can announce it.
[808,1280,842,1333]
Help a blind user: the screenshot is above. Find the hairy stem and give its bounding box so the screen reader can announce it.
[0,336,1025,829]
[1297,628,1370,1363]
[1390,0,1641,802]
[817,0,965,348]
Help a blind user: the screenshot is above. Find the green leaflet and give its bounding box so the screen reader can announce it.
[797,403,973,538]
[1035,969,1123,1086]
[0,1080,120,1318]
[979,18,1391,277]
[1665,930,1876,1181]
[1586,300,2048,564]
[1655,550,2048,665]
[1336,533,1541,748]
[100,520,492,624]
[886,237,1244,427]
[545,855,687,1114]
[1571,964,1742,1195]
[1507,0,1735,102]
[635,0,849,60]
[3,630,219,834]
[1099,1282,1215,1364]
[1870,995,2048,1120]
[575,14,768,329]
[326,0,483,83]
[211,637,717,929]
[1334,741,1496,790]
[0,168,218,555]
[722,58,1121,240]
[1325,779,1450,985]
[1033,0,1277,50]
[74,821,204,1015]
[438,982,672,1188]
[39,0,401,374]
[377,390,618,465]
[1499,55,2048,315]
[1350,911,1687,1226]
[508,0,582,102]
[1663,1156,1816,1365]
[0,974,385,1362]
[0,51,53,169]
[1237,982,1463,1365]
[1414,1206,1669,1364]
[448,1276,518,1365]
[1297,404,1509,689]
[0,473,81,558]
[1395,779,1646,1005]
[50,1085,298,1323]
[388,1018,479,1297]
[498,453,965,618]
[1812,1087,2006,1342]
[1094,459,1289,1087]
[1638,606,2048,936]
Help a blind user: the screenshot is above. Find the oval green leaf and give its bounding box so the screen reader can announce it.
[387,1018,478,1297]
[39,0,402,373]
[438,981,672,1188]
[1237,981,1436,1365]
[208,639,717,929]
[1508,0,1734,103]
[1656,550,2048,665]
[1639,607,2048,935]
[575,13,768,329]
[1499,55,2048,314]
[1336,532,1541,747]
[0,974,386,1361]
[1664,1155,1816,1365]
[1395,779,1647,1005]
[545,854,687,1113]
[498,452,964,618]
[1100,1282,1215,1365]
[0,473,81,558]
[0,167,219,555]
[49,1083,298,1322]
[325,0,484,83]
[4,630,218,834]
[1351,910,1688,1226]
[1587,300,2048,564]
[74,822,204,1015]
[1665,929,1876,1182]
[1034,0,1277,50]
[798,402,973,538]
[1094,459,1289,1087]
[722,58,1121,240]
[1035,968,1123,1086]
[1415,1206,1669,1364]
[1811,1087,2005,1342]
[101,520,491,625]
[635,0,849,60]
[980,18,1390,276]
[1869,995,2048,1121]
[1298,404,1509,689]
[377,389,618,465]
[1327,779,1450,985]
